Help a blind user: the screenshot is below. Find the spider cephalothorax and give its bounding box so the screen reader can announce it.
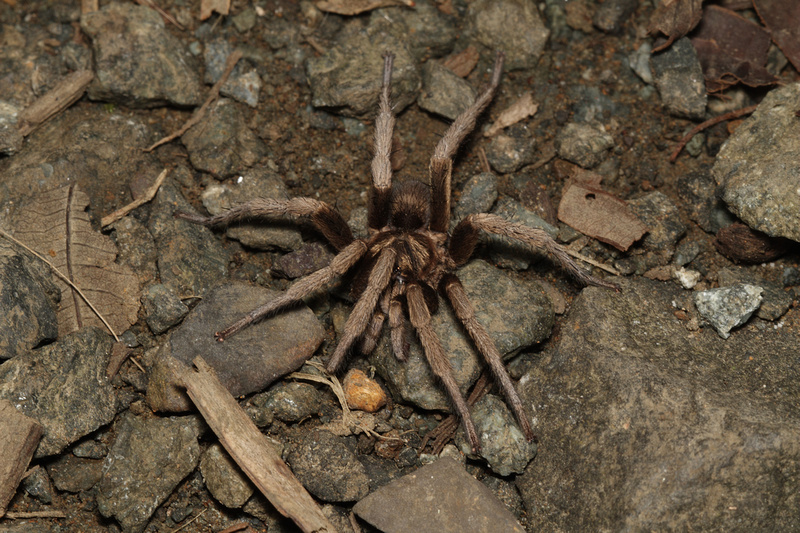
[177,52,617,452]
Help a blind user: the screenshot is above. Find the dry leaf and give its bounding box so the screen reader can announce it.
[484,93,538,137]
[314,0,414,16]
[755,0,800,73]
[691,5,776,93]
[200,0,229,21]
[649,0,705,52]
[12,185,140,336]
[557,182,647,252]
[441,46,480,78]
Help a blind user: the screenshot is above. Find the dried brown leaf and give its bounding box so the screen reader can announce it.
[557,183,647,252]
[755,0,800,73]
[314,0,414,16]
[441,46,480,78]
[649,0,705,52]
[691,5,776,93]
[484,93,538,137]
[11,185,140,337]
[200,0,229,21]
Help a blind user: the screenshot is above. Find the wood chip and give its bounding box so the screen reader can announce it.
[557,182,647,252]
[17,70,93,136]
[441,46,480,78]
[178,357,336,533]
[0,399,43,518]
[200,0,230,21]
[484,93,538,137]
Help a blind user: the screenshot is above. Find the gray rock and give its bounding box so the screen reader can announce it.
[0,327,118,458]
[453,172,498,221]
[0,246,58,360]
[47,454,104,493]
[466,0,549,71]
[200,166,304,251]
[305,29,420,118]
[487,197,559,270]
[353,457,525,533]
[286,430,369,502]
[146,282,324,412]
[109,215,159,286]
[694,284,763,339]
[593,0,638,33]
[650,37,707,119]
[485,126,538,173]
[181,98,267,178]
[718,267,794,321]
[273,242,336,279]
[80,3,203,107]
[371,260,553,412]
[456,394,537,476]
[22,466,54,504]
[481,475,525,522]
[627,191,687,255]
[712,83,800,242]
[96,413,201,533]
[0,100,23,155]
[417,61,476,120]
[204,40,261,107]
[554,122,614,168]
[628,42,654,84]
[676,169,736,233]
[72,439,109,459]
[248,382,325,424]
[369,0,457,61]
[147,180,229,299]
[200,442,254,508]
[142,283,189,335]
[517,278,800,530]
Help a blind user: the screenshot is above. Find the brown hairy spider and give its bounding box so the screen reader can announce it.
[177,52,617,453]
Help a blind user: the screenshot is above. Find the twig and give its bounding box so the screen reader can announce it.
[565,248,620,276]
[4,510,66,519]
[179,356,336,533]
[169,507,207,533]
[218,522,257,533]
[669,104,757,162]
[0,229,119,342]
[101,168,169,227]
[477,145,491,173]
[145,50,243,152]
[135,0,185,30]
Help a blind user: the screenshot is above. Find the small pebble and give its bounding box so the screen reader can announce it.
[343,369,387,413]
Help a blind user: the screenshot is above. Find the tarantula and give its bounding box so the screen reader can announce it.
[177,52,617,453]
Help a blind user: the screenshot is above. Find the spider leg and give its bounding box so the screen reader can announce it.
[388,286,409,362]
[441,273,534,441]
[368,52,396,231]
[359,289,390,355]
[215,240,367,341]
[175,197,354,251]
[429,52,504,233]
[327,248,396,373]
[406,282,481,453]
[450,213,620,290]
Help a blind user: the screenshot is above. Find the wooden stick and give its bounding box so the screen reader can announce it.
[4,510,66,519]
[145,50,243,152]
[178,357,337,533]
[101,168,169,227]
[0,400,43,518]
[17,70,93,136]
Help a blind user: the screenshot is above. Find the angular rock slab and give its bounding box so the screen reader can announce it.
[146,282,325,412]
[713,83,800,242]
[0,328,117,458]
[353,457,525,533]
[517,278,800,531]
[81,3,203,107]
[96,413,200,533]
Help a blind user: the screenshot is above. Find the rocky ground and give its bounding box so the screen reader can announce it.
[0,1,798,532]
